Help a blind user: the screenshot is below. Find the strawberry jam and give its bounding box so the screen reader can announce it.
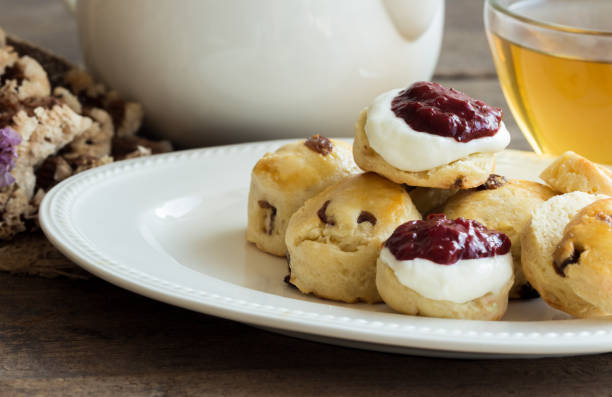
[384,214,510,265]
[391,81,502,142]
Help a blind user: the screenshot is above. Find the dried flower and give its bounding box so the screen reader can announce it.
[0,127,21,187]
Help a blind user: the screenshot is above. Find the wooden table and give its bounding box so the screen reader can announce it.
[0,1,609,395]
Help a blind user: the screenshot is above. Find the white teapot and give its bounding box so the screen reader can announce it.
[69,0,444,147]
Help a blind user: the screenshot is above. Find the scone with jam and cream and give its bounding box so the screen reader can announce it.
[376,214,514,320]
[247,135,359,256]
[353,81,510,189]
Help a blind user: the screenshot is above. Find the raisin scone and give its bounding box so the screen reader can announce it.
[552,199,612,314]
[246,135,359,256]
[376,214,514,320]
[521,191,610,317]
[353,82,510,189]
[285,172,421,303]
[442,176,556,299]
[540,151,612,195]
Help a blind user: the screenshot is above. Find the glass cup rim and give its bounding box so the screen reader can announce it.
[487,0,612,36]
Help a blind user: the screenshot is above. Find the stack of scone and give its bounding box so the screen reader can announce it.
[247,81,612,321]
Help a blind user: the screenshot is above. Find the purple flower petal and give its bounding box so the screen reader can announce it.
[0,127,21,188]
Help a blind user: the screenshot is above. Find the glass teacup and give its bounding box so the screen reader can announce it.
[485,0,612,163]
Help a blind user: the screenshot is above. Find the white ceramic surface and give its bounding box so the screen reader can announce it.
[70,0,444,147]
[39,141,612,358]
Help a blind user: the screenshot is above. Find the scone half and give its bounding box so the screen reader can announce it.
[353,110,495,189]
[540,151,612,195]
[521,191,610,317]
[376,259,513,321]
[553,198,612,314]
[375,214,514,320]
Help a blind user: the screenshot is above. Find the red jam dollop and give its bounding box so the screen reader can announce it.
[390,81,502,142]
[384,214,510,265]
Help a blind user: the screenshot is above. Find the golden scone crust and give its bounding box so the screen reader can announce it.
[285,172,421,303]
[352,109,495,189]
[540,151,612,195]
[553,199,612,314]
[247,136,358,256]
[442,177,556,299]
[521,191,609,317]
[376,259,513,320]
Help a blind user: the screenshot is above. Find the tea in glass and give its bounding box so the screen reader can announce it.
[485,0,612,164]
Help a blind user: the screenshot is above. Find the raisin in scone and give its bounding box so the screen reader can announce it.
[376,214,514,320]
[353,82,510,189]
[442,176,556,299]
[246,135,358,256]
[521,192,610,317]
[285,172,421,303]
[540,151,612,195]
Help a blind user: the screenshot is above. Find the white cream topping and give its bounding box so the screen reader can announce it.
[365,88,511,172]
[380,247,513,303]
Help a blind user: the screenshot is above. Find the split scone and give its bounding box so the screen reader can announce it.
[353,81,510,189]
[285,172,421,303]
[553,199,612,314]
[376,214,514,320]
[521,192,610,317]
[540,151,612,195]
[442,175,556,299]
[246,135,359,256]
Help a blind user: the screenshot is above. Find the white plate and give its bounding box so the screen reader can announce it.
[39,141,612,358]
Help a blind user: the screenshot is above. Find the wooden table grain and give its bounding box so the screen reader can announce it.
[0,1,607,396]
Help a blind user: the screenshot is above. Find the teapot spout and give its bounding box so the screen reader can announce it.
[382,0,444,41]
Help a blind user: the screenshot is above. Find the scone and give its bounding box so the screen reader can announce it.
[442,175,556,299]
[553,198,612,314]
[353,81,510,189]
[540,151,612,195]
[285,172,421,303]
[246,135,358,256]
[521,191,610,317]
[376,214,513,320]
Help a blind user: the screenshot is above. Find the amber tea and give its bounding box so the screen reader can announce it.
[486,0,612,164]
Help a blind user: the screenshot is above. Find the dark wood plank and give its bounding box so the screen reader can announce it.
[1,273,612,396]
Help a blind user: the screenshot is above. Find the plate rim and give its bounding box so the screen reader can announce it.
[39,140,612,357]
